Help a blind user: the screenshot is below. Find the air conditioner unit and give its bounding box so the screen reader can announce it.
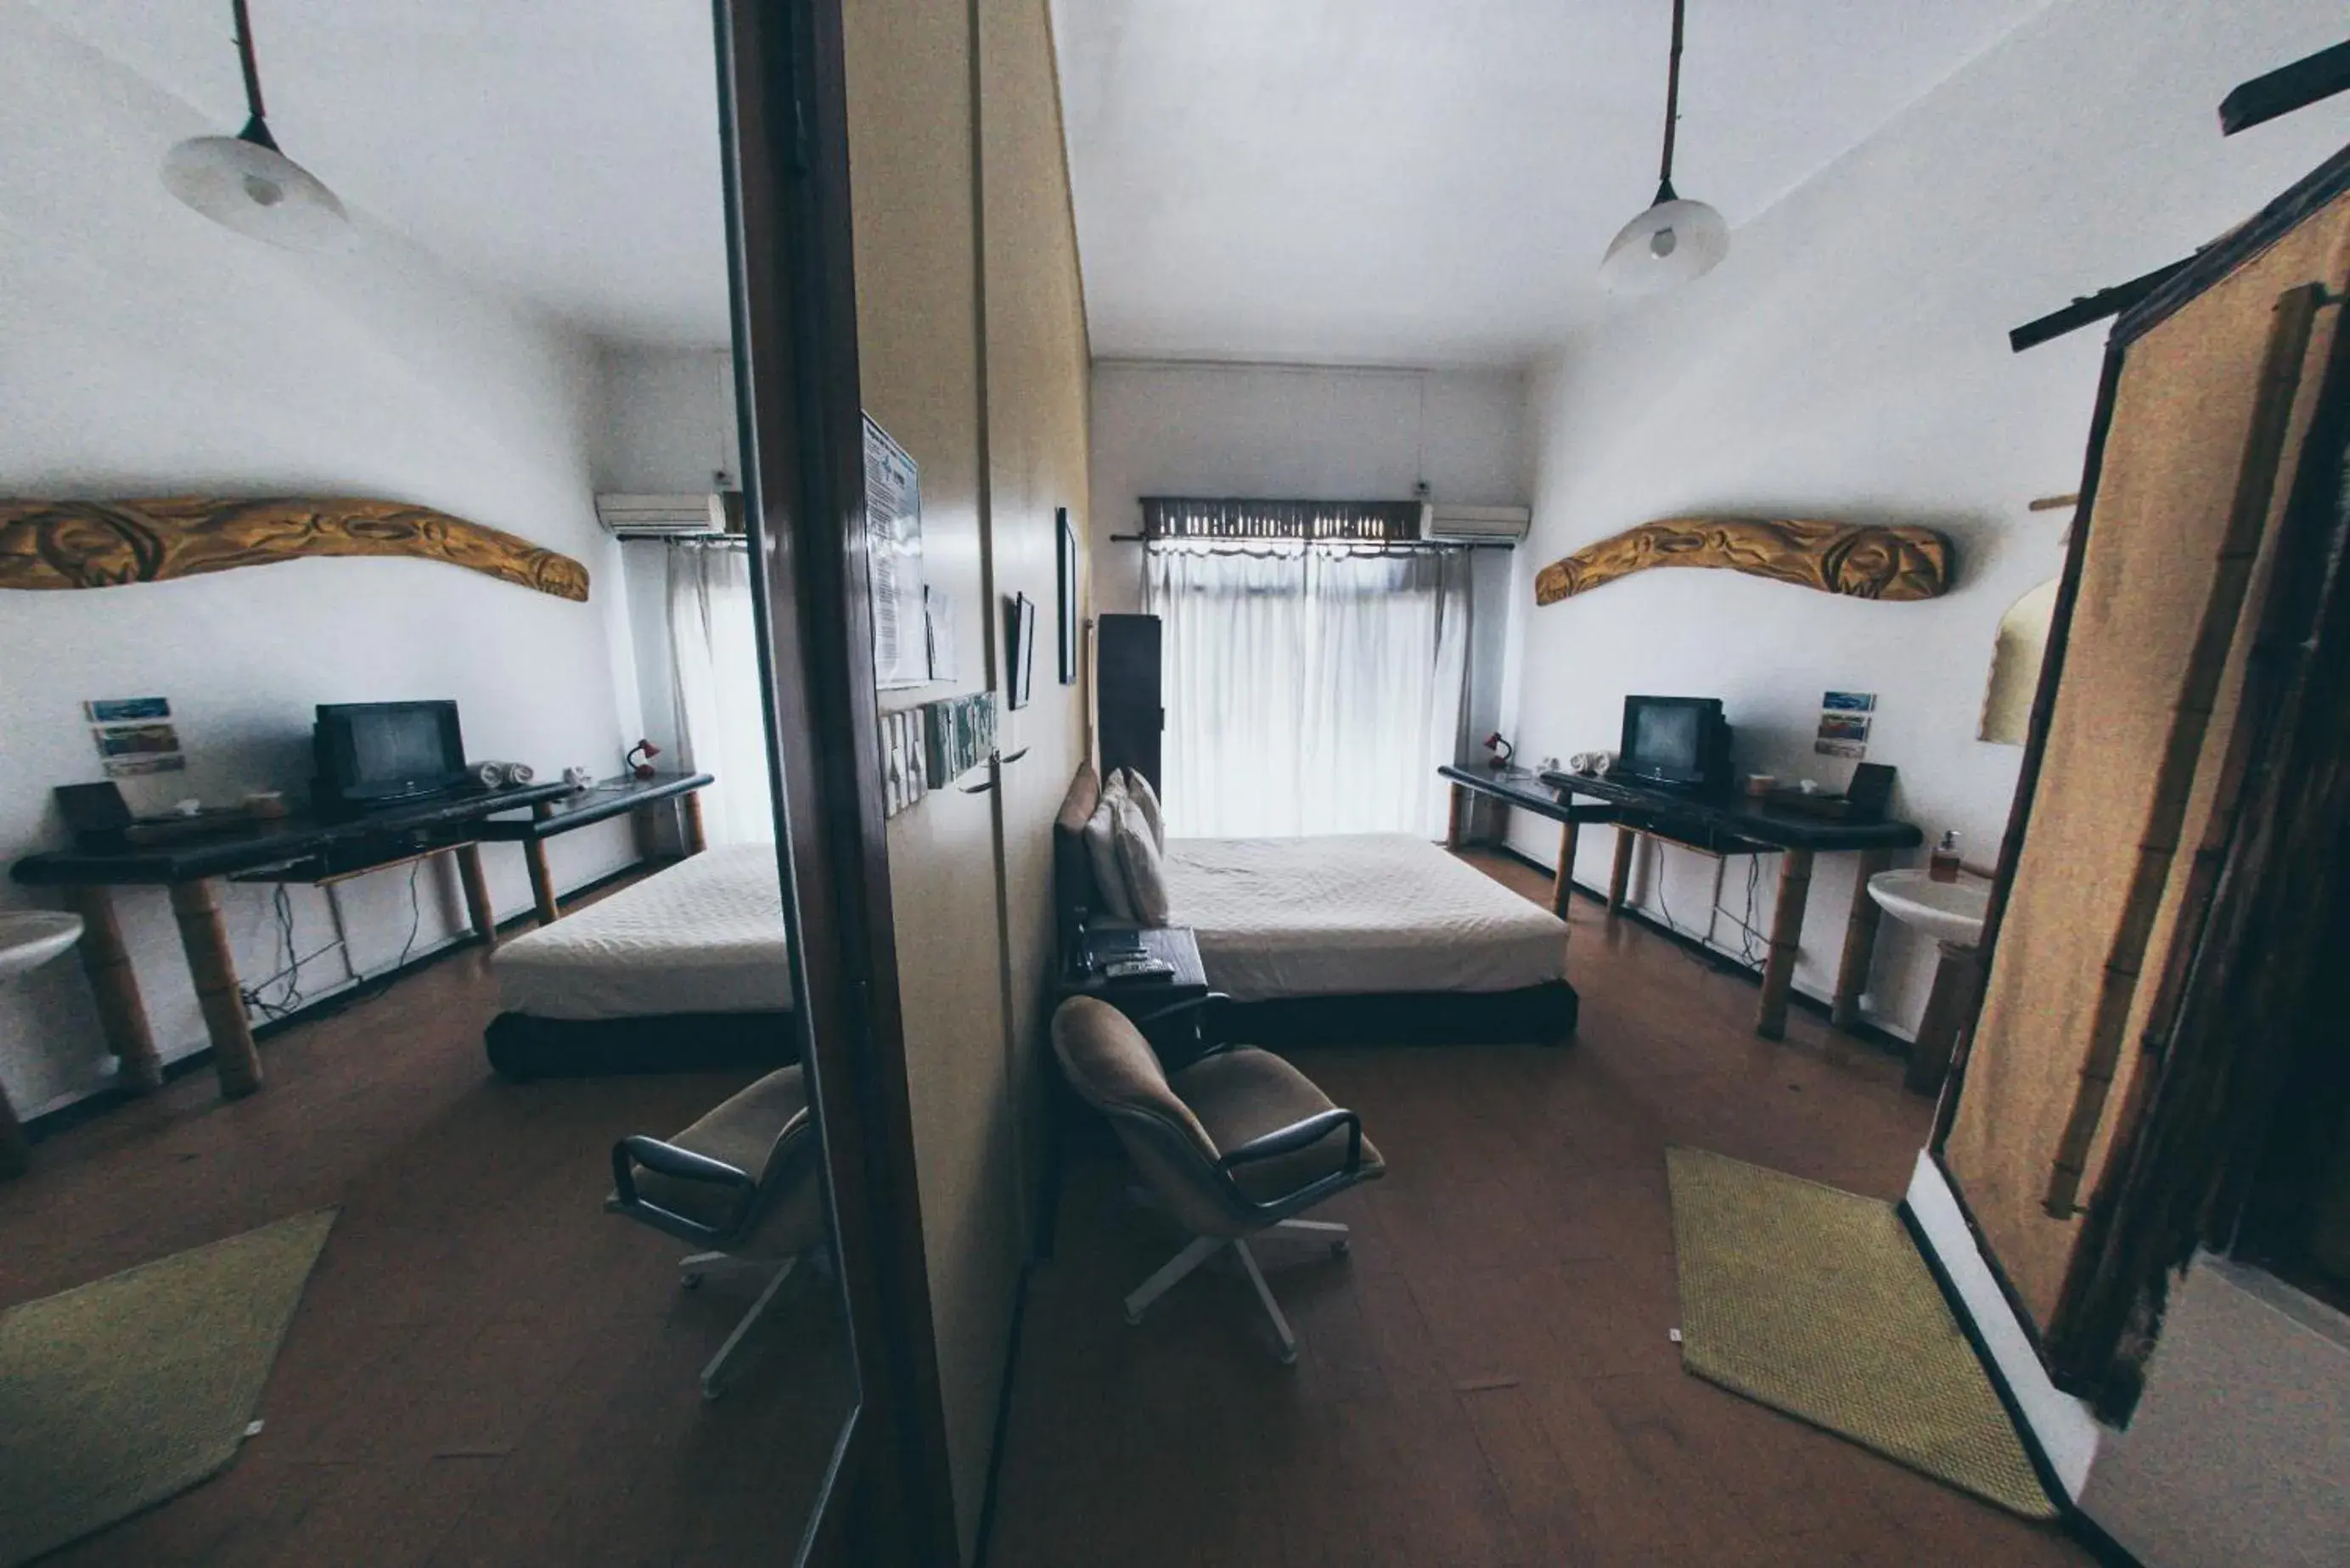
[1421,503,1531,542]
[594,492,744,537]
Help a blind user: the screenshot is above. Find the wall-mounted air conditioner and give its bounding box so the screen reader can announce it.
[594,492,745,537]
[1421,503,1531,542]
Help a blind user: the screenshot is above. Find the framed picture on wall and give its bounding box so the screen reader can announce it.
[1055,507,1078,685]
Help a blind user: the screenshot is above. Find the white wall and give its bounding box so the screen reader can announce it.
[1502,0,2350,1039]
[1089,361,1529,752]
[0,11,644,1117]
[2080,1256,2350,1568]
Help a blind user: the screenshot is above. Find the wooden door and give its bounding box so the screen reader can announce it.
[1096,612,1162,789]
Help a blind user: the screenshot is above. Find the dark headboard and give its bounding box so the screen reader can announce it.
[1051,761,1101,964]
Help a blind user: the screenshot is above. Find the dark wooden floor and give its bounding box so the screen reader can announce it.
[985,850,2095,1568]
[0,880,849,1566]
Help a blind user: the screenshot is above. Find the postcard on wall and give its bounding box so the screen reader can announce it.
[1822,690,1875,712]
[86,696,171,722]
[93,722,181,757]
[1814,739,1867,759]
[1816,713,1871,744]
[105,753,188,777]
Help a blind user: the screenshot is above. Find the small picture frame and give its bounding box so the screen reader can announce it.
[1055,508,1079,686]
[86,696,171,722]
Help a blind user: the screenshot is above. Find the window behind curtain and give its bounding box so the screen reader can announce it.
[1146,541,1470,840]
[666,542,778,846]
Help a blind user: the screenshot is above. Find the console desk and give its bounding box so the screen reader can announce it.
[1441,764,1921,1040]
[11,772,711,1101]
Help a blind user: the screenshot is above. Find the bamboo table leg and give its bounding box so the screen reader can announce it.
[1446,783,1469,851]
[681,790,708,855]
[169,878,261,1098]
[524,841,560,925]
[65,884,162,1093]
[1551,818,1580,922]
[1606,826,1638,917]
[1757,848,1815,1041]
[1832,848,1892,1031]
[453,843,497,949]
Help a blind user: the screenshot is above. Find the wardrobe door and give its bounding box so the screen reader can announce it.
[1096,612,1162,790]
[1938,187,2350,1351]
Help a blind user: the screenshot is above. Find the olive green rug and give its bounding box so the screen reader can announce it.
[1665,1149,2057,1520]
[0,1210,335,1565]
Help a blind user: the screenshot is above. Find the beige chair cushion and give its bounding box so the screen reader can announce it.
[1050,998,1216,1160]
[625,1065,824,1253]
[1172,1048,1386,1205]
[1083,773,1136,921]
[1113,791,1172,926]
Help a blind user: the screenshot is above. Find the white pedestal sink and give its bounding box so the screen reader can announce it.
[0,910,87,1179]
[1867,869,1990,1096]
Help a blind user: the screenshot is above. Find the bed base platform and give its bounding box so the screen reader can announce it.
[1218,980,1577,1048]
[485,1009,795,1082]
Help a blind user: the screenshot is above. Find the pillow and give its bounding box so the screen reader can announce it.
[1082,773,1135,921]
[1121,767,1166,853]
[1113,792,1172,927]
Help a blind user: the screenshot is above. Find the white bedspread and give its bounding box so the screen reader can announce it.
[1161,834,1566,1002]
[492,843,793,1020]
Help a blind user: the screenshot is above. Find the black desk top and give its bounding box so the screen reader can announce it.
[473,772,713,840]
[1441,763,1922,853]
[13,773,711,886]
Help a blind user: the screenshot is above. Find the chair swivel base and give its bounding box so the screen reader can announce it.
[1120,1218,1352,1364]
[678,1250,799,1399]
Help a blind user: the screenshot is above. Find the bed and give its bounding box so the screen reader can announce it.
[1056,765,1577,1045]
[483,842,796,1080]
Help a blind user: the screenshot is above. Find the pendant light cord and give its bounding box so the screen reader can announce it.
[231,0,280,150]
[1656,0,1685,204]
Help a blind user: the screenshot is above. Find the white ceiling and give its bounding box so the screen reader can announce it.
[1049,0,2056,367]
[35,0,731,349]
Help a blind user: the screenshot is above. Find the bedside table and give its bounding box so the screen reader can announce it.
[1060,926,1209,1020]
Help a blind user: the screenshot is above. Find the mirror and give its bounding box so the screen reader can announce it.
[0,3,851,1561]
[1979,577,2059,745]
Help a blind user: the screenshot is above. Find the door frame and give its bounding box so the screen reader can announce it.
[717,2,959,1560]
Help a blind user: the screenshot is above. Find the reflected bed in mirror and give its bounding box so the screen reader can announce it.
[1979,577,2059,745]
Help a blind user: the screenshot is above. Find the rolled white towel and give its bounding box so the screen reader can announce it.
[1590,751,1613,777]
[562,764,593,791]
[474,761,505,790]
[503,762,535,787]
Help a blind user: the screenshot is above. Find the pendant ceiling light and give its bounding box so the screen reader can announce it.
[161,0,351,252]
[1599,0,1727,295]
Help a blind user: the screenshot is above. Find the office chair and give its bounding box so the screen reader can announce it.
[606,1064,826,1398]
[1049,994,1385,1363]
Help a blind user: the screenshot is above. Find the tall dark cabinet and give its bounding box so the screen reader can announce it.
[1096,613,1162,790]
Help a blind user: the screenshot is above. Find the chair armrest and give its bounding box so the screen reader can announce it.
[1133,991,1229,1030]
[608,1135,757,1244]
[1217,1107,1362,1177]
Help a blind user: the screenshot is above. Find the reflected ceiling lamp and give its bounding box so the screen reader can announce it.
[161,0,351,252]
[1599,0,1727,295]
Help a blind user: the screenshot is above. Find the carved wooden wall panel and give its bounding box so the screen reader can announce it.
[1534,516,1951,606]
[0,497,590,602]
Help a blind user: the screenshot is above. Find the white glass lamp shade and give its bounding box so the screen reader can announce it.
[1599,195,1728,295]
[162,134,352,253]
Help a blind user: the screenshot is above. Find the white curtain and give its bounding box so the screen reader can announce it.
[1148,542,1471,839]
[666,542,778,846]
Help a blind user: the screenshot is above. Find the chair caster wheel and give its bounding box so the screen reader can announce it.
[1330,1239,1350,1257]
[1278,1345,1299,1366]
[1123,1304,1144,1327]
[701,1380,722,1402]
[681,1273,704,1291]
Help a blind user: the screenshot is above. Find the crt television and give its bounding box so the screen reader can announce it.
[314,701,468,811]
[1618,695,1732,790]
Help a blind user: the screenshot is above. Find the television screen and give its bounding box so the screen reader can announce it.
[315,701,466,807]
[1628,702,1702,773]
